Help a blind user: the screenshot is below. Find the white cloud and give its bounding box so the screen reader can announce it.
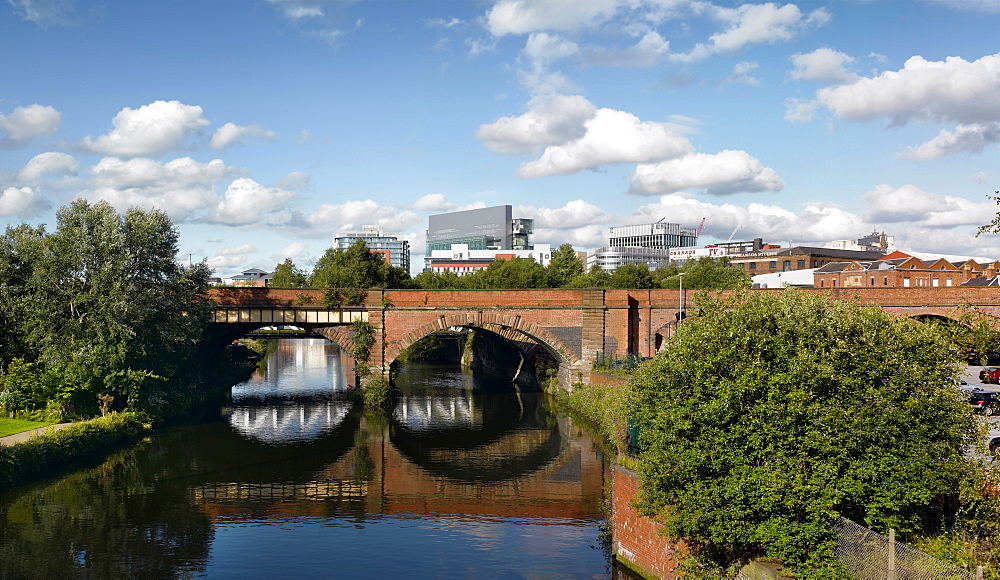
[0,104,61,144]
[817,53,1000,126]
[84,156,235,221]
[303,199,421,234]
[897,122,1000,160]
[783,98,816,123]
[631,150,783,196]
[78,100,210,157]
[218,243,259,256]
[210,178,297,226]
[413,193,456,212]
[17,152,78,182]
[207,255,249,269]
[524,32,580,66]
[722,61,760,86]
[582,31,670,67]
[266,0,323,19]
[210,122,278,149]
[516,199,610,229]
[517,107,694,177]
[675,3,830,62]
[476,94,596,155]
[863,183,993,227]
[8,0,77,26]
[790,48,857,83]
[275,171,311,190]
[0,186,46,216]
[486,0,629,36]
[276,242,308,260]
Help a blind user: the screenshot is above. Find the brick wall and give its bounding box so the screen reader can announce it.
[612,464,689,577]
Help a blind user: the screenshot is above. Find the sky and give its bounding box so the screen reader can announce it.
[4,0,1000,278]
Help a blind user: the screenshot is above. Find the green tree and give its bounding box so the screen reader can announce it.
[309,240,409,291]
[412,269,466,289]
[608,262,655,289]
[270,258,308,288]
[465,257,548,289]
[628,290,977,577]
[566,264,612,288]
[976,191,1000,236]
[1,200,212,416]
[546,244,584,287]
[658,256,750,289]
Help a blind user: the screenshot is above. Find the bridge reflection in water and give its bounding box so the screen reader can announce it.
[201,339,606,525]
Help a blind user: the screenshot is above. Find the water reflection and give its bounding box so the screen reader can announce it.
[0,339,611,578]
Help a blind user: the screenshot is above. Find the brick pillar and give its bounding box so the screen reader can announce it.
[364,289,388,379]
[581,288,606,366]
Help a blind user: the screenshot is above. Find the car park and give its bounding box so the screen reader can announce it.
[979,367,1000,384]
[968,391,999,415]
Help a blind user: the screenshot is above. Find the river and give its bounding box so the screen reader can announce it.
[0,338,622,578]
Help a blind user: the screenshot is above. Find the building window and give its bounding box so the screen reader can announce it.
[749,262,756,270]
[769,261,777,269]
[871,277,875,286]
[820,279,824,287]
[797,260,805,268]
[783,261,791,271]
[883,276,887,286]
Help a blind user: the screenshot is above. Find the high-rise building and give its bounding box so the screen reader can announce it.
[335,226,410,272]
[589,220,698,272]
[425,205,535,270]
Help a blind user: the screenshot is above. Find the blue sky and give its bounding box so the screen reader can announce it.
[4,0,1000,277]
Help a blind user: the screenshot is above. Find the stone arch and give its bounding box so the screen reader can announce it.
[384,312,581,369]
[202,322,356,360]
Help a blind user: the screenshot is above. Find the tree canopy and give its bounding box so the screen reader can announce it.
[270,258,307,288]
[309,240,410,291]
[0,200,212,417]
[628,290,977,577]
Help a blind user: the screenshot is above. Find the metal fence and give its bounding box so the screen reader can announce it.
[593,351,650,372]
[832,517,976,580]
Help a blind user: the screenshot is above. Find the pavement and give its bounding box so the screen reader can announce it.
[0,422,76,447]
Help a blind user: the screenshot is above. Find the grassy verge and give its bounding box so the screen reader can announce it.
[0,418,54,438]
[0,412,151,491]
[556,377,637,468]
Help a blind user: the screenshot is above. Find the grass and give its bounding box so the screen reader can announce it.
[0,418,54,438]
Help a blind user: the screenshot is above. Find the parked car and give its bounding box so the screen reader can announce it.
[979,366,1000,384]
[990,436,1000,455]
[968,391,999,415]
[967,351,1000,365]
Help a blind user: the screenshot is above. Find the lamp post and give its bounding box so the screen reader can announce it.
[678,272,685,326]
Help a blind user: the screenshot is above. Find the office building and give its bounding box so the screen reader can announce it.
[425,205,534,270]
[426,243,552,276]
[589,220,698,272]
[335,226,410,272]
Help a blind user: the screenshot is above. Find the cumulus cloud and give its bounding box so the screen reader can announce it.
[631,150,784,195]
[897,122,1000,160]
[0,104,61,146]
[817,53,1000,126]
[790,48,857,83]
[83,156,234,222]
[275,242,309,260]
[784,98,817,123]
[722,61,761,86]
[524,32,580,65]
[486,0,628,36]
[17,152,78,182]
[302,199,421,235]
[476,94,596,155]
[516,199,610,228]
[413,193,456,212]
[674,3,830,62]
[217,243,259,256]
[210,122,278,149]
[0,186,47,217]
[863,184,994,227]
[517,107,694,177]
[78,100,210,157]
[210,178,297,226]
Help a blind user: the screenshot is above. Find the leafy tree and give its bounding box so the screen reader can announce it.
[628,290,977,577]
[270,258,308,288]
[465,257,548,289]
[309,240,409,291]
[566,264,612,288]
[546,244,584,287]
[412,269,466,289]
[608,262,655,289]
[976,191,1000,236]
[658,256,750,289]
[1,200,212,416]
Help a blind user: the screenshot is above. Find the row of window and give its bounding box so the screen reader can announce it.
[735,259,821,271]
[817,276,957,288]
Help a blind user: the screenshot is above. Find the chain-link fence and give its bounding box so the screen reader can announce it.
[832,517,975,580]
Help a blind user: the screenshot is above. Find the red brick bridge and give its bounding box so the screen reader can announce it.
[208,286,1000,388]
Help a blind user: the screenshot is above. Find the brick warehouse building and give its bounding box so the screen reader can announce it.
[815,255,1000,289]
[727,246,886,275]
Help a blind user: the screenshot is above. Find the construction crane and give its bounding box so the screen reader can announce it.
[695,217,705,239]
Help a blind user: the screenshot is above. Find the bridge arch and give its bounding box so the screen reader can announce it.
[384,312,581,370]
[203,322,358,361]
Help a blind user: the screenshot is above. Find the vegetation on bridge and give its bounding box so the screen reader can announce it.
[0,200,213,421]
[626,290,994,578]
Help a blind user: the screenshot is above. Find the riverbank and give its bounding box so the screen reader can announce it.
[0,413,152,490]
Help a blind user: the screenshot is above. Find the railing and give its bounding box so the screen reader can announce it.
[593,351,650,372]
[832,518,977,579]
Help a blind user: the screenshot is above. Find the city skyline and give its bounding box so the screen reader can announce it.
[3,0,1000,277]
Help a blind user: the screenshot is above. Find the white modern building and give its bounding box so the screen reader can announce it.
[426,243,552,276]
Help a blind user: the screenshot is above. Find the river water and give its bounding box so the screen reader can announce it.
[0,339,618,578]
